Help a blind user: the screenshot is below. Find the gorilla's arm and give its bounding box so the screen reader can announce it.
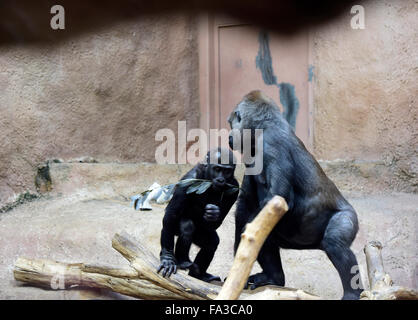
[160,187,186,252]
[158,185,189,276]
[262,147,294,210]
[160,167,201,252]
[158,167,201,276]
[208,178,239,229]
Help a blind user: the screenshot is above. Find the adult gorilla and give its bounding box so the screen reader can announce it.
[228,90,362,300]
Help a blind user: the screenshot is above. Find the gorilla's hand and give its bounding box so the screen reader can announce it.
[157,249,177,277]
[204,204,221,222]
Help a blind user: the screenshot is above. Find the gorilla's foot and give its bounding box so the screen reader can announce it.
[342,291,361,300]
[189,271,221,283]
[176,260,193,270]
[245,272,282,290]
[200,273,221,283]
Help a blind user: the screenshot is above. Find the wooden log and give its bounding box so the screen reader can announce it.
[13,257,185,300]
[364,240,391,290]
[361,286,418,300]
[14,256,317,300]
[216,196,289,300]
[110,231,324,300]
[241,287,321,300]
[112,232,222,300]
[360,241,418,300]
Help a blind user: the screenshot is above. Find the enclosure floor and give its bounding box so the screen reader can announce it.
[0,192,416,299]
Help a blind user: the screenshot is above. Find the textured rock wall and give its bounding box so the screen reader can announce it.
[1,1,417,207]
[312,0,417,192]
[0,13,199,206]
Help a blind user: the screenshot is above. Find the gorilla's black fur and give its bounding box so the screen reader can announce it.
[228,90,362,299]
[158,148,239,282]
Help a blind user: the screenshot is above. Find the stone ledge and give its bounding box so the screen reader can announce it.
[43,159,415,198]
[2,159,415,213]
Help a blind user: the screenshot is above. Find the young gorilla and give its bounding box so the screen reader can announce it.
[158,148,239,282]
[228,90,363,300]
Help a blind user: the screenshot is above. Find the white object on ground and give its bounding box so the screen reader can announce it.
[131,182,174,211]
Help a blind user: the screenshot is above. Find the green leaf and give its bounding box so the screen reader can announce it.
[133,178,239,209]
[177,179,202,188]
[195,181,212,194]
[186,181,205,194]
[177,179,213,195]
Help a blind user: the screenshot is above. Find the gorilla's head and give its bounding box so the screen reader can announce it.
[227,90,281,152]
[201,147,236,189]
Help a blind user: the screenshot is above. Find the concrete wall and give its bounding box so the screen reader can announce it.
[0,13,199,207]
[312,0,417,192]
[1,1,417,208]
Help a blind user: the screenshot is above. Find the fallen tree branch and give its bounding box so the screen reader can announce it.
[241,288,321,300]
[112,232,222,300]
[360,241,418,300]
[14,221,321,300]
[13,257,185,299]
[12,228,417,300]
[216,196,290,300]
[14,255,323,300]
[364,240,392,290]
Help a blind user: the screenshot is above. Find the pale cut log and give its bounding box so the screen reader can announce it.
[13,257,185,300]
[364,240,391,290]
[112,232,222,300]
[14,256,318,300]
[361,286,418,300]
[216,196,288,300]
[242,288,321,300]
[360,241,418,300]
